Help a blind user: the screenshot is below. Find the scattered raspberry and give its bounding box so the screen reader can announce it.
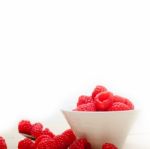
[77,96,93,107]
[54,135,67,149]
[0,137,7,149]
[31,123,43,138]
[102,143,118,149]
[61,129,76,146]
[18,138,35,149]
[42,128,55,138]
[108,102,130,111]
[34,135,52,148]
[94,91,113,111]
[113,95,134,109]
[92,85,107,99]
[69,138,91,149]
[76,103,96,111]
[18,120,32,135]
[36,138,56,149]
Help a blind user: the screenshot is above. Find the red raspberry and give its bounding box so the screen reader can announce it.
[77,96,93,107]
[92,85,107,98]
[94,91,113,101]
[34,135,52,148]
[31,123,43,138]
[108,102,130,111]
[18,138,35,149]
[94,91,113,111]
[61,129,76,146]
[42,128,55,138]
[76,103,96,111]
[69,138,91,149]
[54,135,67,149]
[36,138,57,149]
[113,95,134,109]
[0,137,7,149]
[102,143,118,149]
[18,120,32,135]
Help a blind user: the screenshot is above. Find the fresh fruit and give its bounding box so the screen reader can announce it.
[61,129,76,146]
[94,91,113,111]
[76,103,96,111]
[34,135,52,148]
[36,138,56,149]
[54,135,67,149]
[102,143,118,149]
[0,137,7,149]
[69,138,91,149]
[77,96,93,106]
[92,85,107,99]
[113,95,134,109]
[31,123,43,138]
[18,138,35,149]
[94,91,113,101]
[42,128,55,138]
[108,102,130,111]
[18,120,32,135]
[73,85,134,111]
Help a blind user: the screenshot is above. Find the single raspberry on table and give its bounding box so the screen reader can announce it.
[108,102,130,111]
[69,138,91,149]
[76,103,96,111]
[0,137,7,149]
[36,138,57,149]
[102,143,118,149]
[77,96,93,107]
[34,135,52,148]
[18,138,35,149]
[92,85,107,99]
[18,120,32,135]
[113,95,134,109]
[94,91,113,111]
[61,129,76,146]
[31,123,43,138]
[42,128,55,138]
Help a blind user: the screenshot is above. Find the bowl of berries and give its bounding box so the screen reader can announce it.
[62,85,139,149]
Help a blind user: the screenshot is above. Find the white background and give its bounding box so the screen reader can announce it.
[0,0,150,142]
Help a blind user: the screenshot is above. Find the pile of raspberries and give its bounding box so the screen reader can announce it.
[74,85,134,111]
[18,120,118,149]
[0,119,118,149]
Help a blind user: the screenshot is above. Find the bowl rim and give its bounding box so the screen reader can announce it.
[61,109,139,114]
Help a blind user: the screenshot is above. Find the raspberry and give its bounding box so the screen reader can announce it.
[61,129,76,146]
[108,102,130,111]
[92,85,107,98]
[18,120,32,135]
[0,137,7,149]
[76,103,96,111]
[36,138,57,149]
[113,95,134,109]
[94,91,113,111]
[31,123,43,138]
[34,135,52,148]
[69,138,91,149]
[54,135,67,149]
[42,128,55,138]
[77,96,93,107]
[102,143,118,149]
[18,138,35,149]
[94,91,113,101]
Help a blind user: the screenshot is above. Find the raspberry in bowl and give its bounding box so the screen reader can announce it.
[62,85,139,149]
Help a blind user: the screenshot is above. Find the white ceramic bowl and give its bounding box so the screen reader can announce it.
[62,110,139,149]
